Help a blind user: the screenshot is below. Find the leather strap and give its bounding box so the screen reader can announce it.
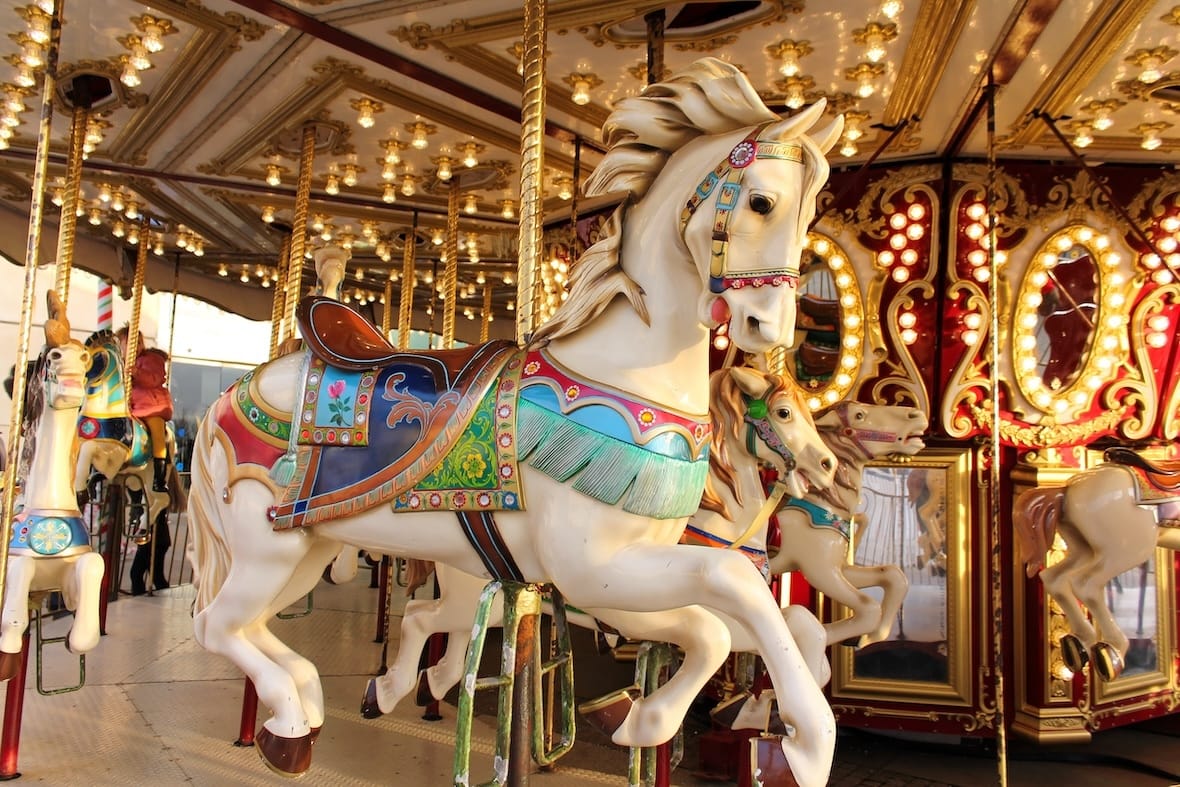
[456,510,524,582]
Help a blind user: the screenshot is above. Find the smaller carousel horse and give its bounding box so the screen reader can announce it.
[0,291,105,680]
[1014,447,1180,681]
[768,400,928,647]
[74,330,172,540]
[361,365,838,722]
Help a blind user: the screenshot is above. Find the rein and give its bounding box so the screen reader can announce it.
[726,394,797,551]
[836,405,901,458]
[679,123,804,293]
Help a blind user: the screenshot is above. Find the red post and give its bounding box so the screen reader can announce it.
[234,678,258,747]
[654,740,672,787]
[373,556,390,643]
[0,631,31,780]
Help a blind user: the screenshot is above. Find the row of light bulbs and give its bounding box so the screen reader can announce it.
[117,14,176,88]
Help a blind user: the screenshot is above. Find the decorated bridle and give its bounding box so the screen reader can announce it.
[835,404,902,457]
[680,122,806,294]
[726,393,800,551]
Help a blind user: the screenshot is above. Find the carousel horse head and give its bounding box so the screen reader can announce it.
[707,365,836,501]
[533,57,843,356]
[81,330,128,417]
[314,245,349,301]
[814,401,928,461]
[40,290,90,412]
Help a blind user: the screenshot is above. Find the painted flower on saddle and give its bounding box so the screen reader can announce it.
[638,408,656,427]
[564,384,580,402]
[325,379,352,427]
[461,451,488,479]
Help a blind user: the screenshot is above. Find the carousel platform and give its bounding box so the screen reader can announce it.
[7,524,1180,786]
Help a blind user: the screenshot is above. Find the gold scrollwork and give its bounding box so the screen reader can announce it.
[970,405,1127,447]
[1109,283,1177,439]
[940,279,990,438]
[871,278,933,412]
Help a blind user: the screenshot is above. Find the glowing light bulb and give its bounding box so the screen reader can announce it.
[462,142,479,168]
[129,43,151,72]
[432,228,443,246]
[464,194,477,214]
[839,139,858,157]
[120,60,141,88]
[382,183,396,203]
[1142,129,1163,151]
[1073,123,1093,148]
[436,157,452,181]
[1139,55,1164,84]
[865,32,886,63]
[1093,107,1114,131]
[261,205,275,223]
[411,122,429,150]
[141,21,165,53]
[501,199,515,219]
[266,164,281,186]
[342,164,358,187]
[401,175,415,196]
[571,77,591,105]
[325,174,340,195]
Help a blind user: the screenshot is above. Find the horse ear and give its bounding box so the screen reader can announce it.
[809,113,844,156]
[728,366,771,400]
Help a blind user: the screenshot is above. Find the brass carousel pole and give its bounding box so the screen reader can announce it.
[282,124,317,342]
[123,220,149,394]
[515,0,547,342]
[984,68,1009,786]
[52,104,87,305]
[397,211,418,349]
[269,233,290,359]
[0,0,64,640]
[480,283,493,343]
[441,182,460,348]
[381,278,393,338]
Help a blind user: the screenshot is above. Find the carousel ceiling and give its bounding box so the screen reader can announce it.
[0,0,1177,338]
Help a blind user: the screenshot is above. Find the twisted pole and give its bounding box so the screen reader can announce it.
[282,124,317,341]
[53,104,86,304]
[515,0,547,342]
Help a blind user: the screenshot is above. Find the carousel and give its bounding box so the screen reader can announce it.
[0,1,1177,785]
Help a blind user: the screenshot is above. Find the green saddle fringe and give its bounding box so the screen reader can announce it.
[517,400,707,520]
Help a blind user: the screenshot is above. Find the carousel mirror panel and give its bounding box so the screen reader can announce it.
[1092,546,1176,703]
[1012,224,1130,422]
[787,233,865,411]
[830,446,972,706]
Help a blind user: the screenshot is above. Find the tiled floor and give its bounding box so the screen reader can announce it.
[5,539,1180,786]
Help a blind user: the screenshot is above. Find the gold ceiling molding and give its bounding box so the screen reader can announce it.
[125,176,235,250]
[884,0,975,127]
[971,404,1128,447]
[53,59,148,115]
[670,34,739,53]
[1166,5,1180,25]
[1007,0,1158,147]
[393,1,670,49]
[577,1,801,50]
[104,0,267,165]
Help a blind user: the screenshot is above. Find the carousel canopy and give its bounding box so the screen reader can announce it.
[0,0,1175,341]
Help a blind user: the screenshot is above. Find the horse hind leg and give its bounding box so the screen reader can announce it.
[808,563,882,647]
[63,553,105,654]
[1038,538,1101,665]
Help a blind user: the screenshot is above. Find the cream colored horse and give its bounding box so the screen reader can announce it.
[0,292,105,680]
[188,59,842,783]
[1015,447,1180,681]
[769,401,928,647]
[362,366,838,723]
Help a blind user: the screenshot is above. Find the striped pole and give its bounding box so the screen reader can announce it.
[96,280,113,331]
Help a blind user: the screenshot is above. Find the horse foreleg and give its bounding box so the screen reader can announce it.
[249,621,325,731]
[842,563,908,647]
[805,562,882,647]
[327,545,360,585]
[781,606,831,688]
[63,553,105,654]
[1038,539,1100,651]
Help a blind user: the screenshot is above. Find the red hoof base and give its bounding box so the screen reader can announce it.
[255,727,313,777]
[578,686,641,740]
[750,735,800,787]
[0,651,22,682]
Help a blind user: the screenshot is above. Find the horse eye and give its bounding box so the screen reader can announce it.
[776,408,791,420]
[855,410,866,421]
[48,349,62,361]
[749,193,773,215]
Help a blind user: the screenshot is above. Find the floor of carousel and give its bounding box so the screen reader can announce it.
[9,572,1180,786]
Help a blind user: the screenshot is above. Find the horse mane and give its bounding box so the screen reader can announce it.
[530,58,789,349]
[86,328,118,350]
[808,416,865,517]
[17,350,47,481]
[700,368,806,520]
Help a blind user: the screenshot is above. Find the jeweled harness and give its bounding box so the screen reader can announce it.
[679,123,806,293]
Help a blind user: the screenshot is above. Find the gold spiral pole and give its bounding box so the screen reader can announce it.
[268,233,290,359]
[516,0,547,342]
[480,283,493,342]
[283,124,317,341]
[441,182,460,348]
[381,278,393,338]
[1,0,65,595]
[123,219,149,400]
[53,104,87,305]
[396,212,418,350]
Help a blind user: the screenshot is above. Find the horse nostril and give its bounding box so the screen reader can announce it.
[821,458,833,472]
[746,316,761,334]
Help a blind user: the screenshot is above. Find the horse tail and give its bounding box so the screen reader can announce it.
[187,415,231,626]
[1012,486,1064,577]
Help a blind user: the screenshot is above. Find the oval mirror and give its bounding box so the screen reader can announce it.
[786,232,864,411]
[1013,224,1125,419]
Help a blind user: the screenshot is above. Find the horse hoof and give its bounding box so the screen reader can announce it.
[255,727,313,777]
[309,726,321,744]
[360,679,384,719]
[839,636,860,649]
[750,734,801,787]
[414,670,437,707]
[1060,634,1088,673]
[1092,642,1125,681]
[578,686,641,739]
[0,651,22,682]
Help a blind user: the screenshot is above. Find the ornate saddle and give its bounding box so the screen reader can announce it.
[1103,446,1180,510]
[298,296,402,370]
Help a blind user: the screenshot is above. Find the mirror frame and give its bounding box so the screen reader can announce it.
[828,446,974,707]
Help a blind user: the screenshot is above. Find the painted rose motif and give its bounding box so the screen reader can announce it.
[326,379,352,427]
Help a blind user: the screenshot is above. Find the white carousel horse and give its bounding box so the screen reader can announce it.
[187,58,842,783]
[768,401,928,648]
[0,291,105,680]
[1014,447,1180,681]
[74,330,172,536]
[361,365,838,723]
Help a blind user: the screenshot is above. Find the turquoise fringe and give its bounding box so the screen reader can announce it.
[517,400,707,519]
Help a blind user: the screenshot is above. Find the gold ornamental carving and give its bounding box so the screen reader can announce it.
[969,405,1127,447]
